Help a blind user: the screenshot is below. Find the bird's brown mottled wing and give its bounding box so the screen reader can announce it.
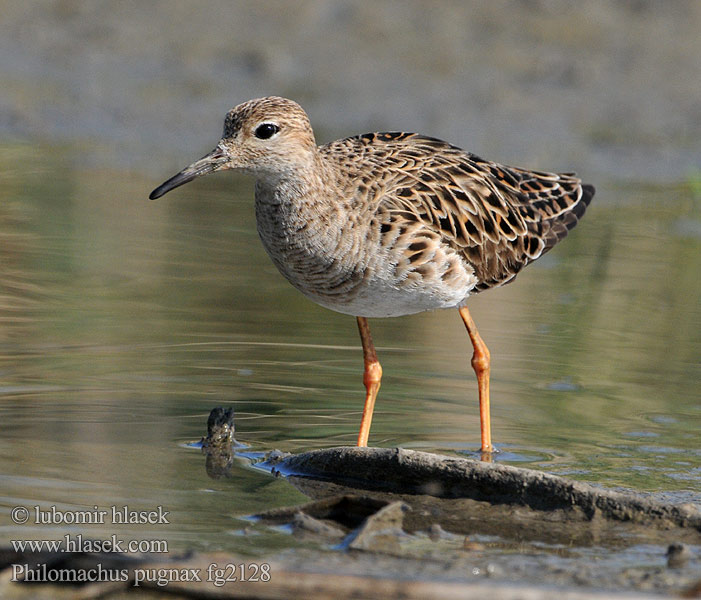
[324,132,594,292]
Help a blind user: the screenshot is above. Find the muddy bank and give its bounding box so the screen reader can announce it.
[0,546,692,600]
[2,518,697,599]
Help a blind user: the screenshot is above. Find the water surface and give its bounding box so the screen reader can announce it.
[1,142,699,559]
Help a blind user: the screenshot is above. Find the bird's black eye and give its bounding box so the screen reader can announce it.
[254,123,280,140]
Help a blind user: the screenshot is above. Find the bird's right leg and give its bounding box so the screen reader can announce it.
[356,316,382,447]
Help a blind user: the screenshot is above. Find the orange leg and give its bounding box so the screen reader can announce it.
[458,306,494,455]
[356,317,383,447]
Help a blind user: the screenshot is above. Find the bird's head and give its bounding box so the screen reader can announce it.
[149,96,317,200]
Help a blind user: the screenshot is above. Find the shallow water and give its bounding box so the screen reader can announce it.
[0,142,699,562]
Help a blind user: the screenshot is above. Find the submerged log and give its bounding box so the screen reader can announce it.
[262,447,701,533]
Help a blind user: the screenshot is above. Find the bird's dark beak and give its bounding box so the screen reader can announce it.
[149,145,230,200]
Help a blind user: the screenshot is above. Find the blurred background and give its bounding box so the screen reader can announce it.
[2,0,700,177]
[1,0,699,559]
